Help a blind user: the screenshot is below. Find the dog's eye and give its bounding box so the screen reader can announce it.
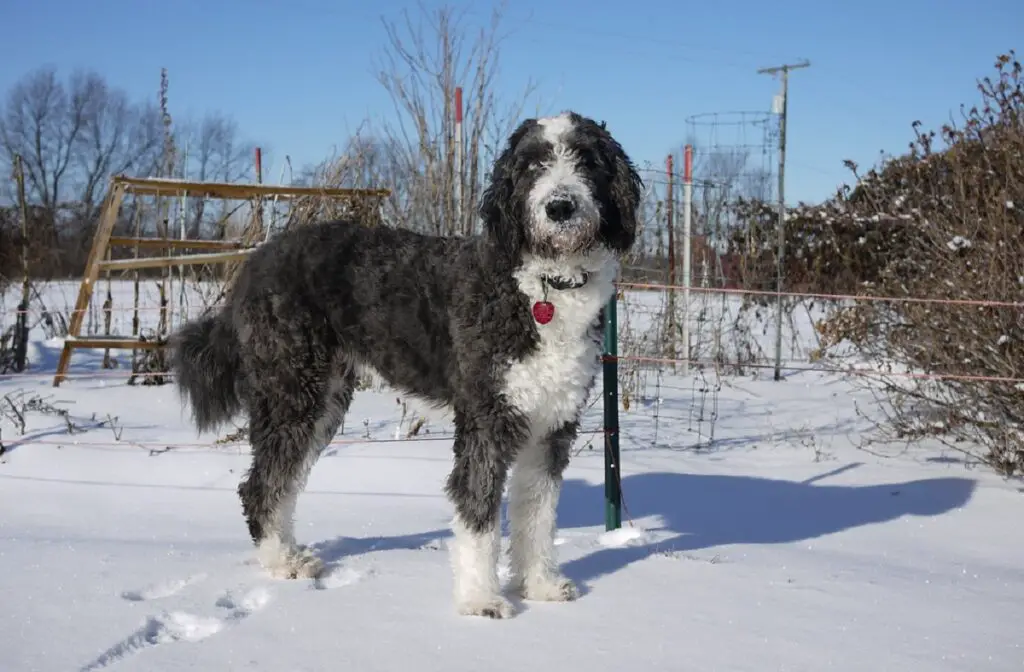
[520,157,544,172]
[577,149,601,168]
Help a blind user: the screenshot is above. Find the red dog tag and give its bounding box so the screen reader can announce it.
[532,301,555,324]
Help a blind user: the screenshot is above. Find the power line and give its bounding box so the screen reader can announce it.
[757,59,811,382]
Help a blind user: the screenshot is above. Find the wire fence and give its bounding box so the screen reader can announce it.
[2,277,1021,455]
[5,281,1023,319]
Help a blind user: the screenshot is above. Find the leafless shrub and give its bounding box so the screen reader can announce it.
[0,391,121,457]
[1,391,89,436]
[795,52,1024,475]
[278,124,389,234]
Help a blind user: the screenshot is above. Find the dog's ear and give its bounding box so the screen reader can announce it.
[597,124,643,252]
[480,119,534,261]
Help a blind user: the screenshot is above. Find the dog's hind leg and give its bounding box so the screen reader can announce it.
[507,421,579,602]
[239,363,356,579]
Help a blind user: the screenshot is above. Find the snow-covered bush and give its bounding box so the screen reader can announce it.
[781,52,1024,475]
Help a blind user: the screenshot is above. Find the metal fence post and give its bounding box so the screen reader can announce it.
[602,294,622,531]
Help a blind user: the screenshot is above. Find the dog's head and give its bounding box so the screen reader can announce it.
[481,111,642,261]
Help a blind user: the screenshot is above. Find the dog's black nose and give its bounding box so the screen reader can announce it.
[545,198,576,222]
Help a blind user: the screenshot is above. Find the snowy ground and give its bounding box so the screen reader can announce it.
[1,280,1022,671]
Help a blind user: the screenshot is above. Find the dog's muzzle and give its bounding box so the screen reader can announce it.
[532,188,600,254]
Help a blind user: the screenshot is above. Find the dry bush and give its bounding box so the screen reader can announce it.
[281,125,389,233]
[802,52,1024,474]
[726,196,915,300]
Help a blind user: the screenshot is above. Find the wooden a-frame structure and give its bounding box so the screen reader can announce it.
[52,175,390,386]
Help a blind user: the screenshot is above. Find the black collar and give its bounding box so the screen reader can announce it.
[541,272,590,291]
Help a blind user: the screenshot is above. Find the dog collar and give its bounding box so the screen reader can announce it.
[540,272,590,291]
[532,272,589,325]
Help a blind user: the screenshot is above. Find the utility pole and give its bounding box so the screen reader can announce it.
[758,59,810,382]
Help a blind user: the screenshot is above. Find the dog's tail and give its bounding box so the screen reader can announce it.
[169,310,243,433]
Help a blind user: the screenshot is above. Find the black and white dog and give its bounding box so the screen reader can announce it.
[170,111,642,619]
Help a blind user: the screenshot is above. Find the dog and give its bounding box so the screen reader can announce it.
[169,110,642,619]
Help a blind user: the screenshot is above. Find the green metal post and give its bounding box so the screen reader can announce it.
[602,295,622,531]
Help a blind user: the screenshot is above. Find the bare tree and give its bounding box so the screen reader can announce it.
[0,67,87,215]
[0,67,167,278]
[0,66,260,282]
[0,67,163,218]
[360,1,542,235]
[74,73,164,216]
[177,112,256,238]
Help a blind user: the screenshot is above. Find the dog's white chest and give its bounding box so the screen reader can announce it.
[501,254,616,439]
[503,323,602,437]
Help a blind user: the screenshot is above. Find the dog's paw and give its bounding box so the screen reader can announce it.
[456,594,515,619]
[260,544,325,580]
[510,574,579,602]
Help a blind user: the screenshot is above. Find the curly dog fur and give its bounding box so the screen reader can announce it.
[169,110,642,618]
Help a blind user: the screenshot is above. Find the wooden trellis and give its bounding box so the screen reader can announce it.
[52,175,390,386]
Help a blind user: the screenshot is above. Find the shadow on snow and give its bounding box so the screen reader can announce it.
[309,463,975,590]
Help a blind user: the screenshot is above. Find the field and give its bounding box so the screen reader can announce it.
[1,279,1022,671]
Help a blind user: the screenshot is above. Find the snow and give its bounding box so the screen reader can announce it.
[2,280,1023,671]
[946,235,972,251]
[596,526,650,548]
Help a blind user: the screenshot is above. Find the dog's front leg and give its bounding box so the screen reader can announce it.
[507,420,579,602]
[444,415,516,619]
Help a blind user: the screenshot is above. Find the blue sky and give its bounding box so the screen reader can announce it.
[4,0,1021,204]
